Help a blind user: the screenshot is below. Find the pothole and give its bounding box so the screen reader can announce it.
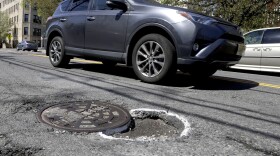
[37,101,131,135]
[100,108,191,141]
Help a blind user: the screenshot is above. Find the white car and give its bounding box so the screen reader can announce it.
[231,27,280,72]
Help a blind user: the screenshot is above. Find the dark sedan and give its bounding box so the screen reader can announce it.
[17,41,38,52]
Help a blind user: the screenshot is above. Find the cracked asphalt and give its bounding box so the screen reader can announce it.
[0,49,280,156]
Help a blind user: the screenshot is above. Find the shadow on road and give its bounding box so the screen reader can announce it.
[226,68,280,77]
[66,63,259,90]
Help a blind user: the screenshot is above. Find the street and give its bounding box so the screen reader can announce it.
[0,49,280,156]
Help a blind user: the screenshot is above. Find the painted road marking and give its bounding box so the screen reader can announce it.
[259,83,280,89]
[213,76,280,89]
[29,54,102,64]
[30,54,48,58]
[73,58,102,64]
[29,54,280,89]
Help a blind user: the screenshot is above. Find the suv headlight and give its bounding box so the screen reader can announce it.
[177,11,216,25]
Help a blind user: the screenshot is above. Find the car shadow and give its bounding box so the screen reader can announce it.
[226,68,280,77]
[67,63,259,90]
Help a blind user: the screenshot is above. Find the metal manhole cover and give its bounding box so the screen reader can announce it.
[37,101,131,134]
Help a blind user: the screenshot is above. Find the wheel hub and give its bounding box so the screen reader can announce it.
[136,41,165,78]
[50,41,62,63]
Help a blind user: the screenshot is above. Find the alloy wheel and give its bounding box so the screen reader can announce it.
[136,41,165,77]
[50,41,62,64]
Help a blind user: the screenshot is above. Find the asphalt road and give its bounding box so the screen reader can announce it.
[0,49,280,156]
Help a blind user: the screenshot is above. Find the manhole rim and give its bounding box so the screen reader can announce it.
[36,101,132,133]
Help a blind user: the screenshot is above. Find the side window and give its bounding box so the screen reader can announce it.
[60,0,71,11]
[95,0,120,10]
[244,30,264,45]
[70,0,90,11]
[262,29,280,44]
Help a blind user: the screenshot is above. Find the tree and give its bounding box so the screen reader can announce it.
[159,0,280,31]
[23,0,61,22]
[0,11,12,43]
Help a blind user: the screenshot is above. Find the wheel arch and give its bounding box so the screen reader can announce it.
[46,28,63,56]
[125,24,178,66]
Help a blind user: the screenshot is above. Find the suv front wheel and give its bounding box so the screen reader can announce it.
[49,36,70,67]
[132,34,176,83]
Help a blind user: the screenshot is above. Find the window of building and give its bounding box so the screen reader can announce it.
[13,28,17,36]
[33,3,37,10]
[24,14,29,22]
[33,28,41,36]
[33,15,41,24]
[24,27,28,35]
[25,2,29,9]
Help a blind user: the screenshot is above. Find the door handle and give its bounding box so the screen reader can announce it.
[87,16,96,21]
[60,18,67,22]
[253,48,261,51]
[263,48,272,51]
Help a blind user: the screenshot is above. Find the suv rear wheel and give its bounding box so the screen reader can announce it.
[49,36,70,67]
[132,34,176,83]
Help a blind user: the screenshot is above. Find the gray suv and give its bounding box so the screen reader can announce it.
[44,0,245,83]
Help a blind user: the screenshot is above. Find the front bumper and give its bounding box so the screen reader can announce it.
[178,39,245,68]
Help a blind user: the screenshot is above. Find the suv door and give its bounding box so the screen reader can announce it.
[84,0,129,61]
[60,0,90,56]
[239,30,264,70]
[261,28,280,71]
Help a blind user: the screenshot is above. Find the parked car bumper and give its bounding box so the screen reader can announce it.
[178,39,245,68]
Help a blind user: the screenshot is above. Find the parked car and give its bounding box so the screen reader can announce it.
[17,41,38,52]
[44,0,245,83]
[231,27,280,73]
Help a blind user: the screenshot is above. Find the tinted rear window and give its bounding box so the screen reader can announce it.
[61,0,71,11]
[262,29,280,44]
[70,0,90,11]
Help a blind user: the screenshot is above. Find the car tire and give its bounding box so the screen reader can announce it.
[102,61,117,67]
[22,47,25,51]
[49,36,70,67]
[33,50,37,52]
[132,34,176,83]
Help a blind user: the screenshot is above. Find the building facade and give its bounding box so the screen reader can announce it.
[0,0,45,47]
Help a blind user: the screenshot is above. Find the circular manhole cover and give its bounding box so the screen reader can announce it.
[37,101,131,134]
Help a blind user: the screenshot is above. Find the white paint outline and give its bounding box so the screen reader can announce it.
[98,108,191,141]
